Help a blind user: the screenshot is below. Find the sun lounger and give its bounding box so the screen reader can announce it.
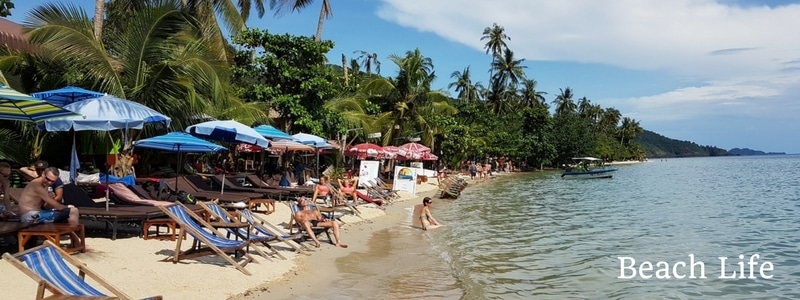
[107,183,172,206]
[209,175,288,200]
[199,202,286,259]
[3,240,163,300]
[182,176,263,200]
[159,202,256,275]
[244,174,315,198]
[161,177,250,203]
[285,201,333,245]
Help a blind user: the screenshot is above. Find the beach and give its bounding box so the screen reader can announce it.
[0,179,445,299]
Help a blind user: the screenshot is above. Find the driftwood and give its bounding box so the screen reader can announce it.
[109,150,135,177]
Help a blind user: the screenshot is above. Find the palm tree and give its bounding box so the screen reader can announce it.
[519,79,547,109]
[552,87,577,116]
[618,117,643,145]
[354,50,380,75]
[21,1,267,130]
[599,107,621,134]
[327,48,457,149]
[270,0,331,42]
[481,23,509,78]
[490,48,526,89]
[93,0,104,40]
[448,66,480,102]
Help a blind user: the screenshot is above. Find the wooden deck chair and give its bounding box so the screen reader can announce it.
[284,200,333,245]
[198,201,285,260]
[158,203,256,275]
[2,240,163,300]
[237,208,312,253]
[326,183,361,215]
[362,180,398,202]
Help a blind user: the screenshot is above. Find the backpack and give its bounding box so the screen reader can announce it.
[175,191,196,204]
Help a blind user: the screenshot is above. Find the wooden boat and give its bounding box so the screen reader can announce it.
[561,157,617,179]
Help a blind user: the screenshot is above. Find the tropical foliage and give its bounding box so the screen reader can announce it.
[0,1,667,170]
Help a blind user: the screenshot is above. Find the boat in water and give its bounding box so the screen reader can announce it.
[561,157,617,179]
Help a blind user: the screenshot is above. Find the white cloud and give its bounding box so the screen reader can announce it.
[377,0,800,151]
[377,0,800,77]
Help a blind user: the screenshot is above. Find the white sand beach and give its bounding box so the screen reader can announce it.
[0,180,445,299]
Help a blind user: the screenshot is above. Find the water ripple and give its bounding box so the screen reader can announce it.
[432,156,800,299]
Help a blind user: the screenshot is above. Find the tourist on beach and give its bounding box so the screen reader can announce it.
[19,167,80,227]
[19,160,64,204]
[469,161,477,179]
[420,197,441,230]
[294,196,348,248]
[311,175,331,206]
[338,178,358,203]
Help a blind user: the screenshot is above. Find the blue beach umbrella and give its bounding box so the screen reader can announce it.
[38,95,171,131]
[30,86,106,106]
[0,84,80,122]
[186,120,270,148]
[134,132,227,153]
[135,132,227,192]
[253,124,294,140]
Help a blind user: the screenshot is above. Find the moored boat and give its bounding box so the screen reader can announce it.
[561,157,617,179]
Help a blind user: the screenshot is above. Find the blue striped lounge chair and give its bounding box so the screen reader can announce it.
[2,240,163,300]
[198,202,286,260]
[159,202,255,275]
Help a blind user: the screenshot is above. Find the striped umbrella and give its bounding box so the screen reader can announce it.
[0,84,79,121]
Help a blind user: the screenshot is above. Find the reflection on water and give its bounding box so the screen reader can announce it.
[295,156,800,299]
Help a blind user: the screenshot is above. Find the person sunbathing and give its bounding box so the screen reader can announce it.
[337,178,358,203]
[311,175,331,206]
[293,197,348,248]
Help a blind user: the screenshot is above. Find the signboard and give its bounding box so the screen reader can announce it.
[410,162,423,169]
[358,160,380,187]
[392,166,417,195]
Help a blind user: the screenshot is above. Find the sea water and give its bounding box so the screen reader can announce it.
[289,155,800,299]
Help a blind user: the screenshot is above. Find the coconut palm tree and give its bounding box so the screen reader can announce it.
[490,48,526,89]
[618,117,643,145]
[270,0,331,42]
[599,107,621,134]
[481,23,510,78]
[448,66,481,102]
[354,50,380,75]
[327,48,457,149]
[519,79,548,109]
[21,1,267,130]
[553,87,577,116]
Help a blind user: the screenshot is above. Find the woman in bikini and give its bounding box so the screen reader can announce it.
[311,175,331,206]
[337,178,359,204]
[419,197,441,230]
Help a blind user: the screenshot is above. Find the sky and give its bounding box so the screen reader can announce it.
[7,0,800,153]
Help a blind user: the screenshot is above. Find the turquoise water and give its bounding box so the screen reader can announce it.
[281,155,800,299]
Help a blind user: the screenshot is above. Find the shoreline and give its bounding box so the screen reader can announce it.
[237,172,518,300]
[0,173,510,299]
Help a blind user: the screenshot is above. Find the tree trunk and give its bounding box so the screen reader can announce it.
[342,53,349,85]
[314,4,326,42]
[93,0,105,40]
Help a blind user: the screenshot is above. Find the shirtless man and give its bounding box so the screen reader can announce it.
[293,197,348,248]
[19,167,80,226]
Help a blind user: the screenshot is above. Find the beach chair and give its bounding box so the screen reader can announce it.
[159,202,256,275]
[326,183,361,215]
[198,201,286,260]
[285,201,333,245]
[237,208,312,253]
[2,240,163,300]
[107,183,172,206]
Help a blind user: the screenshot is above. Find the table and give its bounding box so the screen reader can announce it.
[142,218,179,241]
[18,223,85,254]
[247,198,275,214]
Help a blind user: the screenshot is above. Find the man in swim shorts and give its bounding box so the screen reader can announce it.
[18,167,80,225]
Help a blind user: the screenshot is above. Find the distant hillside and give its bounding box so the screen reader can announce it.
[633,130,729,158]
[728,148,786,156]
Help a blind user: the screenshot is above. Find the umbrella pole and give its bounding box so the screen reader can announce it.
[175,145,181,193]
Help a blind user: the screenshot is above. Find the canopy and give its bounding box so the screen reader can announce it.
[382,145,400,159]
[397,142,431,158]
[38,95,171,131]
[0,84,80,122]
[133,132,227,153]
[30,86,105,107]
[269,139,314,152]
[186,120,269,148]
[253,124,294,140]
[292,132,336,149]
[346,143,385,159]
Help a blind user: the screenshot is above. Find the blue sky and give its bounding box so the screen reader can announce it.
[8,0,800,153]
